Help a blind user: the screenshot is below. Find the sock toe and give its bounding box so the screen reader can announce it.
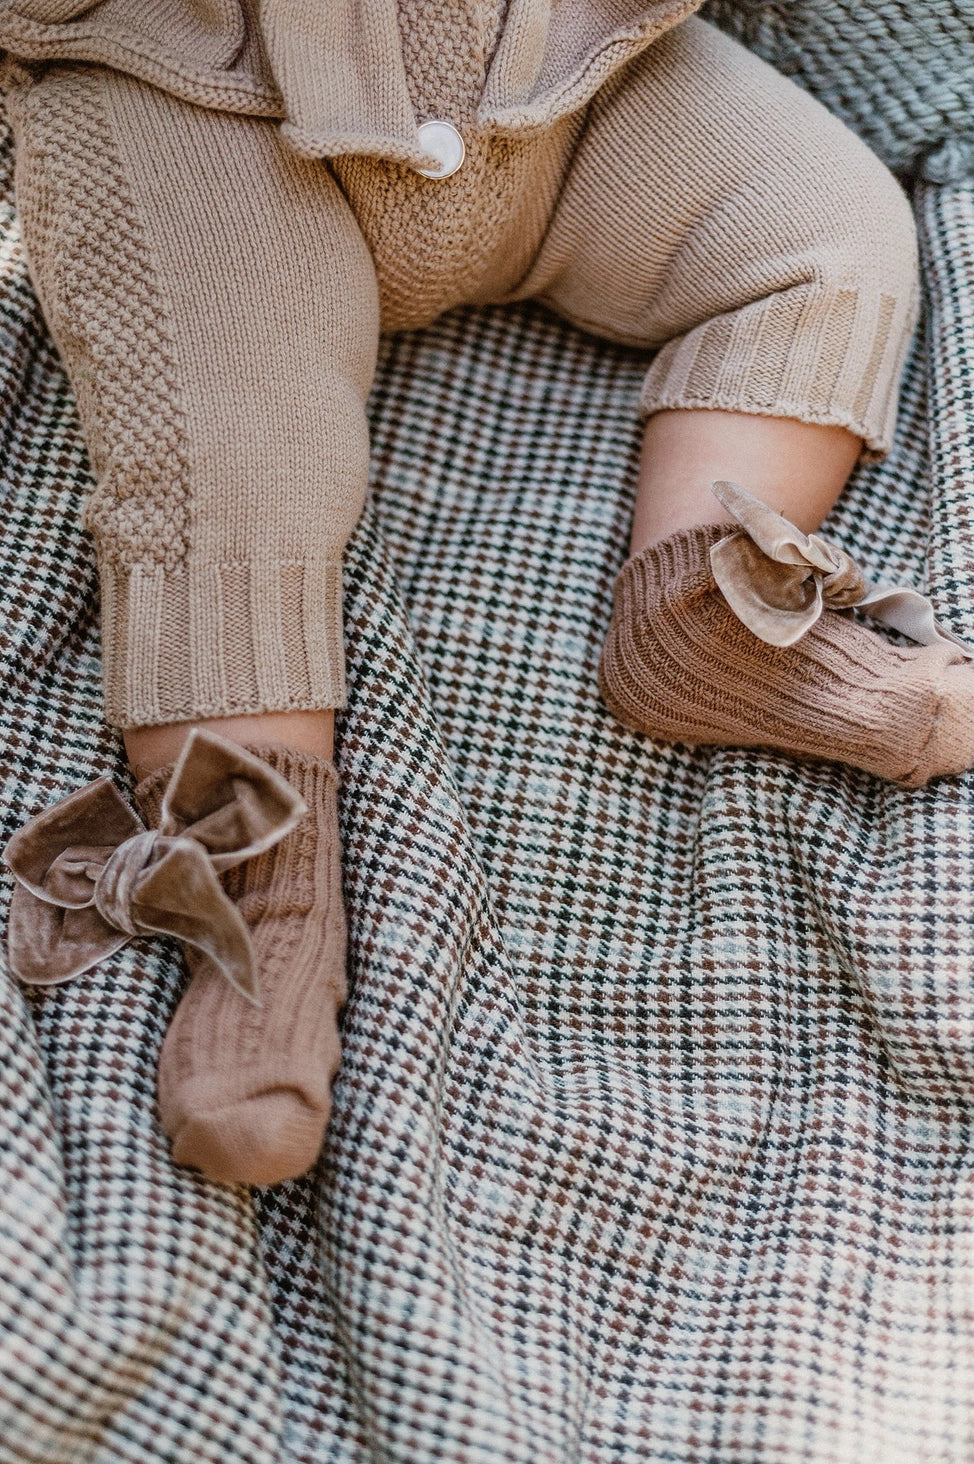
[907,662,974,786]
[170,1087,330,1186]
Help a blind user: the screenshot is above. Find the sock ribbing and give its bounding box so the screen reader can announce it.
[599,526,974,788]
[136,743,346,1185]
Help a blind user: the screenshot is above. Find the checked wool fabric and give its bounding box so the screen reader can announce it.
[2,132,974,1464]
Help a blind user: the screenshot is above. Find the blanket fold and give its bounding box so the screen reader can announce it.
[0,117,973,1464]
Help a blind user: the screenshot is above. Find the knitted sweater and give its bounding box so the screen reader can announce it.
[0,0,702,166]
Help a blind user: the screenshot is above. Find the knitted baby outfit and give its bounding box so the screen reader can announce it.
[2,16,919,732]
[330,0,587,331]
[0,1,703,158]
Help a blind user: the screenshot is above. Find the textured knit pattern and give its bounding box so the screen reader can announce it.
[704,0,974,184]
[2,15,920,734]
[136,746,346,1187]
[6,60,378,728]
[331,0,581,332]
[397,0,499,119]
[0,0,704,160]
[3,62,191,574]
[1,95,974,1458]
[599,523,974,787]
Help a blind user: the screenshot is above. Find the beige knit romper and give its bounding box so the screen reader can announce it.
[0,2,919,730]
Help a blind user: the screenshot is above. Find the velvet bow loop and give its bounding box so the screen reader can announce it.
[2,730,307,1003]
[709,480,974,656]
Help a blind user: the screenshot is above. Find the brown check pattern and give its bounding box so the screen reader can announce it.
[1,101,974,1464]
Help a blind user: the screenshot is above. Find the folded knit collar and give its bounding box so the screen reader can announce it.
[0,0,702,164]
[266,0,701,165]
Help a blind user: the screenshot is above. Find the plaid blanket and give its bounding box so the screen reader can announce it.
[1,104,973,1464]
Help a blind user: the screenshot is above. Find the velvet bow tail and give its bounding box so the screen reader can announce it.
[2,729,307,1003]
[709,480,973,655]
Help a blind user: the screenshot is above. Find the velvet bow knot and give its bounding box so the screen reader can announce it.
[710,480,974,655]
[2,730,307,1004]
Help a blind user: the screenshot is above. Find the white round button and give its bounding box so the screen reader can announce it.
[415,120,465,179]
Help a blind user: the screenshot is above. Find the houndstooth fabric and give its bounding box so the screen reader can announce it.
[2,113,974,1464]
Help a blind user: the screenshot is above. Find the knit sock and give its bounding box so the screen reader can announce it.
[598,525,974,788]
[135,745,347,1186]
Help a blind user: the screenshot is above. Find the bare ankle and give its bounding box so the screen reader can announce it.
[124,709,336,781]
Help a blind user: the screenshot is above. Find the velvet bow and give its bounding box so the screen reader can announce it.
[2,730,307,1004]
[710,480,974,655]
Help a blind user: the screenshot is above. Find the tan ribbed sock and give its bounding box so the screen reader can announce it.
[136,745,347,1186]
[599,525,974,788]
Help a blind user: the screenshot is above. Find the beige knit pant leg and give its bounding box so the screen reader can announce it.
[4,62,379,728]
[510,16,920,455]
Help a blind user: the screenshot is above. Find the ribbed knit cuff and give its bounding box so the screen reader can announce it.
[134,739,340,829]
[100,557,346,728]
[640,281,917,458]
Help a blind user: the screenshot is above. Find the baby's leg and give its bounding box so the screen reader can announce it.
[516,18,972,785]
[5,61,379,1181]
